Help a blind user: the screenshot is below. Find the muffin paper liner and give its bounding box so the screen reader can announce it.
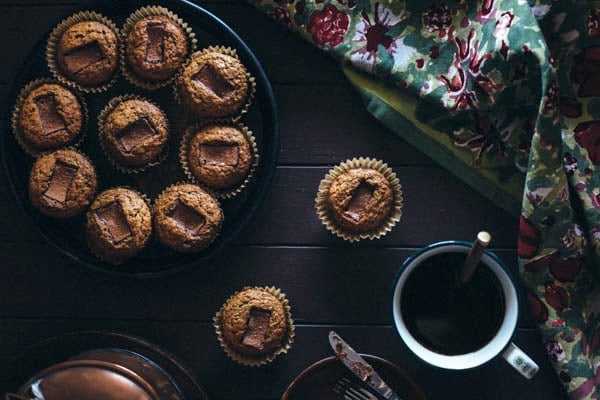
[120,5,197,90]
[315,157,404,242]
[97,94,170,174]
[179,120,259,199]
[173,46,256,121]
[213,286,295,367]
[46,11,119,93]
[86,186,152,265]
[28,146,98,219]
[151,181,224,252]
[12,78,89,157]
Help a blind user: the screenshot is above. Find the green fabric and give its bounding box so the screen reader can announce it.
[250,0,600,397]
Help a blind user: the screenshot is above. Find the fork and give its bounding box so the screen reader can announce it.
[332,377,378,400]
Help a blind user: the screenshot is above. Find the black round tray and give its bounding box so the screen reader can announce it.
[1,0,279,278]
[0,331,209,399]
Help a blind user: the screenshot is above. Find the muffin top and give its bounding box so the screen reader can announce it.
[177,50,249,118]
[86,187,152,264]
[29,149,97,218]
[221,287,288,356]
[327,168,393,233]
[57,20,118,87]
[102,99,169,168]
[186,124,254,190]
[18,83,83,151]
[154,183,223,253]
[125,15,189,82]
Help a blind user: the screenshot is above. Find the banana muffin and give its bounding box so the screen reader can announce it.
[17,83,83,153]
[124,14,189,83]
[56,20,119,87]
[154,183,223,253]
[29,149,97,218]
[176,49,249,118]
[100,98,169,169]
[184,124,254,191]
[86,187,152,264]
[327,167,394,233]
[219,287,291,358]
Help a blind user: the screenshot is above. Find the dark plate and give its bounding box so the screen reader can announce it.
[0,330,208,399]
[281,355,427,400]
[1,0,279,278]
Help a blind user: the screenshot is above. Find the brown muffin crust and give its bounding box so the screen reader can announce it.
[221,287,288,356]
[18,83,83,151]
[125,15,189,82]
[327,168,394,233]
[154,183,223,253]
[86,187,152,264]
[176,50,249,118]
[102,99,169,167]
[186,124,253,190]
[29,149,97,218]
[57,20,118,86]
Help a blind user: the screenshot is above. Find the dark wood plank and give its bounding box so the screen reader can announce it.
[0,166,518,246]
[0,243,537,327]
[275,84,435,165]
[0,322,566,400]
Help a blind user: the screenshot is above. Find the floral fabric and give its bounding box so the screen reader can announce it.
[250,0,600,397]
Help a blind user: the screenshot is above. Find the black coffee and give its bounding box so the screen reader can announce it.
[400,252,505,355]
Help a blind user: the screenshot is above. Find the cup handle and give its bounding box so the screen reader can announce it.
[502,342,539,379]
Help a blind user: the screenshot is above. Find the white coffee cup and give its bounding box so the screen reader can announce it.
[392,241,539,379]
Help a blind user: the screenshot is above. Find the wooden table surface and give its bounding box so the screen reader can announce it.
[0,1,568,399]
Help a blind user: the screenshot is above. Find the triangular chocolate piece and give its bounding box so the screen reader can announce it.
[199,143,239,166]
[95,202,132,244]
[145,21,166,64]
[344,181,375,221]
[242,308,272,350]
[116,117,157,153]
[192,64,233,98]
[35,95,67,136]
[167,200,205,236]
[63,41,105,75]
[43,161,78,204]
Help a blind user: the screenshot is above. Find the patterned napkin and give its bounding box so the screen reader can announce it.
[249,0,600,397]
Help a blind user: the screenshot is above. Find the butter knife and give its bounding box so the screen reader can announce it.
[328,331,401,400]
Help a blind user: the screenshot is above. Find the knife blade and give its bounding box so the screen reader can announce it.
[328,331,401,400]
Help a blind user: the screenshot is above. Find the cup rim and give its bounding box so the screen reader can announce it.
[391,241,519,370]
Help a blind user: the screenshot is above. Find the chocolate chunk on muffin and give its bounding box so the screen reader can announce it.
[124,15,189,83]
[154,183,223,253]
[100,98,169,169]
[17,83,83,153]
[56,20,119,87]
[327,167,394,233]
[29,149,97,218]
[184,124,254,191]
[176,49,250,118]
[86,187,152,264]
[218,287,292,359]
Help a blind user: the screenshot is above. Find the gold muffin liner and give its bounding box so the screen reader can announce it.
[86,186,152,265]
[315,157,404,242]
[28,146,98,219]
[97,94,170,174]
[179,120,259,199]
[213,286,295,367]
[152,181,224,252]
[173,46,256,121]
[46,11,119,93]
[12,78,89,157]
[120,5,197,90]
